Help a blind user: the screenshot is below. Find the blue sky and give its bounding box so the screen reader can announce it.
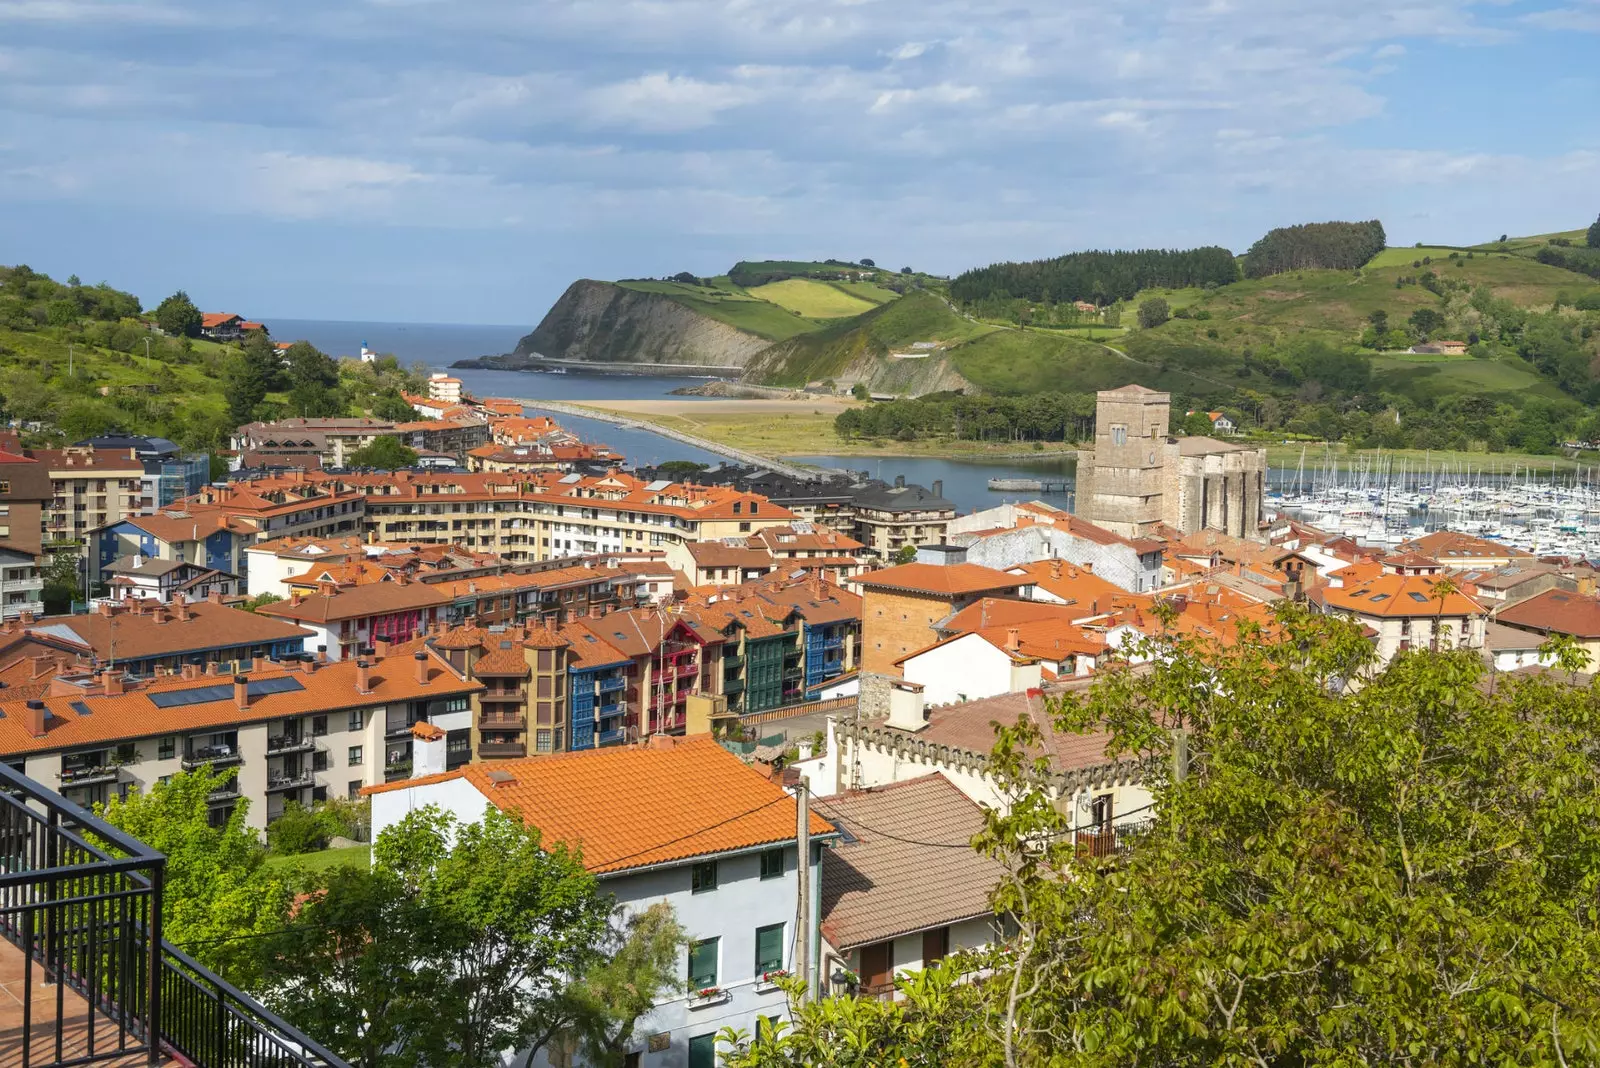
[1,0,1597,325]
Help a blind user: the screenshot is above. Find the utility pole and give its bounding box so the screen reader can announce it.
[144,337,152,360]
[67,344,74,377]
[795,777,811,1003]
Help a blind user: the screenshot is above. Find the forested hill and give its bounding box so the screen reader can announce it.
[949,247,1240,307]
[1243,220,1387,278]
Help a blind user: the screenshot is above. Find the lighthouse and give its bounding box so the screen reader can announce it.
[360,340,377,363]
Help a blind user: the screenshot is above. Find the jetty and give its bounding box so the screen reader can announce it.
[987,477,1072,492]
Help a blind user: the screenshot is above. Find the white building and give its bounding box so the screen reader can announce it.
[428,373,464,406]
[0,544,44,619]
[367,736,836,1068]
[101,554,240,604]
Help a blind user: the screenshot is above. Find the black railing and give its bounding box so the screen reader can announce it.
[0,762,350,1068]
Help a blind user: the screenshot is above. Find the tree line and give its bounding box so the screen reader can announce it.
[834,391,1097,443]
[949,246,1241,308]
[0,264,142,329]
[1242,219,1387,278]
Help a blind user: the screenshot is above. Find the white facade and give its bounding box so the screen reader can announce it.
[820,915,999,1000]
[428,374,464,405]
[370,777,821,1068]
[900,634,1040,706]
[948,513,1162,594]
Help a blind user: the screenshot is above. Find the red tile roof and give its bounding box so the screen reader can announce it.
[1495,589,1600,638]
[857,562,1029,599]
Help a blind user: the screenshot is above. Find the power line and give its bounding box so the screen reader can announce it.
[819,800,1160,851]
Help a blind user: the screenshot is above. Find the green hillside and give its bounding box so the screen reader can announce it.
[745,291,991,385]
[613,279,824,341]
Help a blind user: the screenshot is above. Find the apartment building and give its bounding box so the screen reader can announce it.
[100,555,241,604]
[849,479,957,555]
[35,446,148,551]
[32,596,313,675]
[666,541,776,588]
[366,737,836,1068]
[257,577,451,660]
[393,417,490,458]
[1310,566,1488,662]
[0,544,44,619]
[232,417,400,469]
[465,441,623,474]
[0,647,482,830]
[427,373,463,405]
[0,439,52,556]
[91,508,257,590]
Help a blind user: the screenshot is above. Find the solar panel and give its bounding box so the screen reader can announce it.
[148,676,306,709]
[250,677,306,698]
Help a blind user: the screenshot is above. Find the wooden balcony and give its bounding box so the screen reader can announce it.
[478,741,526,759]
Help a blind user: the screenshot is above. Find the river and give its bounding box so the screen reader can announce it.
[267,319,1081,514]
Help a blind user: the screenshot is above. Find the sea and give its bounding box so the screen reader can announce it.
[270,318,1078,514]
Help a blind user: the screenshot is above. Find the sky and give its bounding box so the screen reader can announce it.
[1,0,1598,325]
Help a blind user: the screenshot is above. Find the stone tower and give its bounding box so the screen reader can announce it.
[1074,385,1172,538]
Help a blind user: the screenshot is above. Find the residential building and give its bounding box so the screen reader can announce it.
[898,617,1105,705]
[848,478,956,555]
[1397,530,1537,570]
[466,441,624,474]
[1493,588,1600,664]
[257,577,451,660]
[1075,385,1266,541]
[0,646,480,826]
[1484,620,1554,672]
[79,434,209,507]
[748,522,866,582]
[1007,558,1129,612]
[949,501,1165,593]
[666,541,776,587]
[1454,563,1567,607]
[365,736,836,1068]
[427,373,464,405]
[199,312,244,340]
[0,441,53,556]
[1310,568,1488,662]
[35,446,149,552]
[101,554,240,604]
[0,543,44,619]
[814,775,1007,999]
[802,686,1156,832]
[186,476,367,543]
[856,562,1032,677]
[91,509,257,590]
[231,418,399,469]
[393,417,491,459]
[30,596,313,675]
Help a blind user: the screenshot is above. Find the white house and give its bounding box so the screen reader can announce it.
[367,736,836,1068]
[100,554,240,604]
[428,373,464,405]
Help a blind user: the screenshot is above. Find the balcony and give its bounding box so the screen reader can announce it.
[598,700,621,716]
[722,654,743,670]
[266,734,315,755]
[480,713,526,730]
[597,728,626,746]
[384,759,413,779]
[598,675,626,693]
[59,761,120,787]
[0,762,350,1068]
[822,635,845,650]
[722,677,745,693]
[385,720,420,739]
[478,741,526,759]
[480,687,523,703]
[207,783,242,804]
[676,661,699,678]
[1,599,45,617]
[1075,818,1158,860]
[266,771,315,793]
[182,746,242,771]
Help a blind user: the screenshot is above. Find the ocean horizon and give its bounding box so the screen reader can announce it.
[266,318,528,369]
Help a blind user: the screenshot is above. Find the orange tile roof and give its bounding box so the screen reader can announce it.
[941,597,1084,634]
[1495,589,1600,638]
[259,581,450,623]
[1315,574,1486,620]
[200,312,241,328]
[1006,560,1125,609]
[445,737,833,874]
[1397,531,1535,562]
[0,652,480,756]
[39,601,311,661]
[472,644,531,675]
[857,562,1029,599]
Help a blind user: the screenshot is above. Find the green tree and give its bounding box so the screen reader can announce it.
[347,435,418,469]
[734,608,1600,1065]
[1368,308,1388,333]
[1409,306,1446,337]
[891,544,918,565]
[154,290,203,338]
[1136,296,1170,329]
[372,806,616,1066]
[99,768,290,983]
[370,390,418,421]
[858,258,875,268]
[851,382,870,401]
[265,799,341,855]
[1588,214,1600,249]
[1180,410,1216,435]
[283,341,344,418]
[223,332,283,424]
[547,902,686,1066]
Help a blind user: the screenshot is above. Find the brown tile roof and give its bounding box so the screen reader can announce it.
[1495,589,1600,638]
[431,625,490,650]
[376,737,833,874]
[814,775,1006,951]
[258,580,450,623]
[1005,560,1126,609]
[685,542,775,570]
[1398,531,1535,562]
[869,688,1121,775]
[558,622,630,669]
[0,652,480,756]
[39,602,312,661]
[857,563,1029,599]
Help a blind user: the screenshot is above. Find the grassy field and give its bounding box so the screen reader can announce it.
[263,843,372,873]
[830,281,901,305]
[1472,229,1590,255]
[615,280,824,341]
[947,330,1139,395]
[1366,246,1473,268]
[747,279,880,318]
[1266,443,1586,473]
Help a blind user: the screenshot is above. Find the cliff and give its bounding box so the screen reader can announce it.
[489,280,772,370]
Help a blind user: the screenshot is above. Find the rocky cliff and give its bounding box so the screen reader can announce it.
[483,280,771,370]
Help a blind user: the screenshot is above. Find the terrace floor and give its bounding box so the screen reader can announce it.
[0,937,151,1068]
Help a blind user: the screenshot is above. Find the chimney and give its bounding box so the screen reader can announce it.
[1050,560,1062,580]
[208,590,223,604]
[374,638,390,660]
[1081,561,1093,573]
[175,600,192,622]
[30,654,50,680]
[101,669,124,696]
[206,661,221,676]
[414,651,429,684]
[291,591,304,608]
[233,674,249,710]
[23,699,46,738]
[894,474,905,489]
[98,600,115,618]
[316,644,328,663]
[181,662,199,681]
[356,659,372,693]
[932,480,943,498]
[589,603,602,619]
[318,580,337,597]
[885,681,928,732]
[302,654,318,674]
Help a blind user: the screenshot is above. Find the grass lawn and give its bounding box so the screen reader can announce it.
[827,280,901,305]
[615,280,824,341]
[263,843,372,873]
[1366,247,1471,269]
[747,279,880,318]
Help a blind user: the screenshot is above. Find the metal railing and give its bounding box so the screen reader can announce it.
[0,762,350,1068]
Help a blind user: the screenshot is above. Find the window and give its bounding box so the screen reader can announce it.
[687,1034,717,1068]
[755,923,784,977]
[1110,424,1127,446]
[691,860,718,894]
[313,751,330,772]
[312,715,328,737]
[445,696,469,713]
[347,780,362,800]
[687,938,719,990]
[535,729,553,753]
[348,709,365,732]
[759,847,784,880]
[348,745,363,766]
[157,736,175,761]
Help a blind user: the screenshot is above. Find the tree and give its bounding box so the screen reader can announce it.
[851,382,870,401]
[223,332,283,424]
[545,903,686,1065]
[1368,308,1389,334]
[284,341,344,418]
[1137,296,1170,329]
[346,435,418,470]
[858,258,875,268]
[734,609,1600,1064]
[1588,214,1600,249]
[901,266,913,275]
[656,460,709,481]
[1180,410,1216,435]
[891,544,917,565]
[154,290,202,338]
[99,768,291,983]
[241,591,283,613]
[1409,306,1446,338]
[372,806,616,1067]
[370,390,418,421]
[265,800,342,855]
